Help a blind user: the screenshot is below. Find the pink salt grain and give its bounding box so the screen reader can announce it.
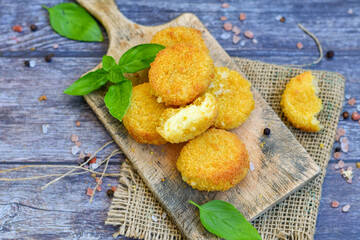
[336,127,346,141]
[12,25,23,32]
[86,188,94,196]
[96,186,102,192]
[338,160,345,168]
[348,98,356,106]
[334,152,341,159]
[342,205,350,212]
[232,26,241,35]
[224,22,233,31]
[297,42,304,49]
[220,16,227,21]
[232,35,241,44]
[331,201,339,208]
[95,177,103,185]
[352,112,360,121]
[244,30,254,39]
[78,151,85,159]
[239,13,246,21]
[222,3,229,8]
[71,134,79,142]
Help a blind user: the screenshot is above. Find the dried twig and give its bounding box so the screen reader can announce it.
[89,149,121,203]
[0,165,121,181]
[0,172,87,181]
[287,23,323,68]
[41,140,114,190]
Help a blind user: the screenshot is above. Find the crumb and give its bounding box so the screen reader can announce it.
[38,95,47,101]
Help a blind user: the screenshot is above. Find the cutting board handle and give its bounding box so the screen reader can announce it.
[77,0,132,31]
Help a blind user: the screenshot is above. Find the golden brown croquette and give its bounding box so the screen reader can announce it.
[177,128,250,191]
[208,67,255,130]
[280,71,323,132]
[149,43,214,106]
[123,83,167,145]
[150,26,209,52]
[157,93,218,143]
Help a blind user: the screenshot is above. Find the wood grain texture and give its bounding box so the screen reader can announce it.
[75,0,320,238]
[0,0,359,239]
[0,164,121,240]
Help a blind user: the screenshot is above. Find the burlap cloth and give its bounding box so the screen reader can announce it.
[106,57,345,240]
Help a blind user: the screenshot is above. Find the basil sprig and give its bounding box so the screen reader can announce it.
[190,200,262,240]
[64,44,165,121]
[43,3,103,42]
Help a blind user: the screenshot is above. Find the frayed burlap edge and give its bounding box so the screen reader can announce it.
[106,57,345,240]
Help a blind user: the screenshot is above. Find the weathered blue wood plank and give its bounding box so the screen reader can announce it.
[0,164,128,240]
[0,0,359,239]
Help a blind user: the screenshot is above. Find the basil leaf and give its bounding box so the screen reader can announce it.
[189,200,262,240]
[108,65,126,83]
[43,3,103,42]
[102,55,116,72]
[118,43,165,73]
[64,69,108,95]
[104,80,132,121]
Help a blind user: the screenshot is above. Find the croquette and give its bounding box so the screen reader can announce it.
[123,83,167,145]
[150,26,209,52]
[149,43,214,106]
[280,71,323,132]
[208,67,255,130]
[177,128,250,191]
[157,93,218,143]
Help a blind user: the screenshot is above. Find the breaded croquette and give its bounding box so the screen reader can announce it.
[208,67,255,130]
[177,128,250,191]
[280,71,323,132]
[123,83,167,145]
[150,26,209,52]
[149,43,214,106]
[157,93,218,143]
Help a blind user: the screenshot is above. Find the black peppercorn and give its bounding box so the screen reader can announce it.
[45,53,55,62]
[83,156,90,164]
[334,147,341,152]
[24,60,30,67]
[30,24,38,31]
[326,50,334,59]
[263,128,271,135]
[342,111,349,119]
[280,17,285,22]
[106,189,114,198]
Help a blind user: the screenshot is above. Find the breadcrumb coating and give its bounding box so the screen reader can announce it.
[208,67,255,129]
[149,43,214,106]
[123,83,167,145]
[280,71,323,132]
[177,128,249,191]
[157,93,218,143]
[150,26,209,52]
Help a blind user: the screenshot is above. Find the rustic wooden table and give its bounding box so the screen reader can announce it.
[0,0,359,239]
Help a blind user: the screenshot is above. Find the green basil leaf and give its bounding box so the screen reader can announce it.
[189,200,262,240]
[109,65,127,83]
[102,55,116,72]
[118,43,165,73]
[64,69,108,95]
[43,3,103,42]
[104,80,132,121]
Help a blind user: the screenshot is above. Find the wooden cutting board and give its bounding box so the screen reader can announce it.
[77,0,321,238]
